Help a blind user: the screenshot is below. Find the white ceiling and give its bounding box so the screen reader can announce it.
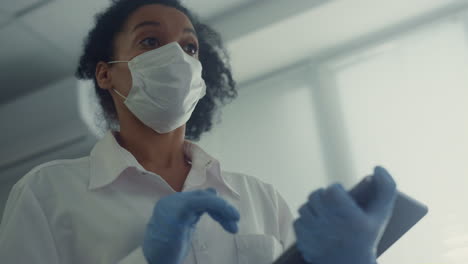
[0,0,259,103]
[0,0,467,104]
[1,0,44,14]
[182,0,255,21]
[227,0,468,84]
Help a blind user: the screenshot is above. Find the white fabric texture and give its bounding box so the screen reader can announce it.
[0,130,296,264]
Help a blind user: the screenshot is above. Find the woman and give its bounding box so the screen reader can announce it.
[0,0,397,263]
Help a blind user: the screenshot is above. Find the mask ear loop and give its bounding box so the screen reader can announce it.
[106,60,129,101]
[112,88,127,100]
[108,60,129,64]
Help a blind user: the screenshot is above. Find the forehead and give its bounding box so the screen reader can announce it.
[123,4,194,33]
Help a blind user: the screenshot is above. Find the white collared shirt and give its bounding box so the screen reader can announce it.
[0,131,296,264]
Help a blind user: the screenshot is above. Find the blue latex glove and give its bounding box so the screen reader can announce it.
[293,166,398,264]
[142,188,240,264]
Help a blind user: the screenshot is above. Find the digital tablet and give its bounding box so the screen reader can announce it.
[272,187,428,264]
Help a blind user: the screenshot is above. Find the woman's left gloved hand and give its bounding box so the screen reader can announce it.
[293,166,398,264]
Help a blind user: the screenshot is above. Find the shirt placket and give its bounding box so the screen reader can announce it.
[192,228,211,264]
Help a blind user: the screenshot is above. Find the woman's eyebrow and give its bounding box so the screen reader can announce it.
[132,20,198,39]
[132,21,160,32]
[184,28,198,39]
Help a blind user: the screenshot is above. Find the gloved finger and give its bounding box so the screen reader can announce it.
[181,192,238,233]
[189,189,212,196]
[206,209,226,223]
[366,166,397,217]
[204,187,218,195]
[204,208,239,233]
[305,188,325,218]
[183,193,234,230]
[298,202,318,221]
[321,183,365,222]
[204,207,240,233]
[186,194,240,223]
[348,175,373,208]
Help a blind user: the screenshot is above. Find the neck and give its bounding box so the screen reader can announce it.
[115,120,189,172]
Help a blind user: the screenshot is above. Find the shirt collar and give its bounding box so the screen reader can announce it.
[88,131,240,199]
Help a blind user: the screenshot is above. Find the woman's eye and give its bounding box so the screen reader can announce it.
[140,37,159,48]
[185,43,198,55]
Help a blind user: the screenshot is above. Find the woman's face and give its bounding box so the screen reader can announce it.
[97,4,199,101]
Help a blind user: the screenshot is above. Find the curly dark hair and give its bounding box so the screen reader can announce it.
[75,0,237,141]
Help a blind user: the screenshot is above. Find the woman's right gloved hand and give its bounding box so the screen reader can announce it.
[142,188,240,264]
[293,166,398,264]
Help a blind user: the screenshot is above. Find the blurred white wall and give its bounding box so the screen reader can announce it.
[197,65,328,219]
[315,11,468,264]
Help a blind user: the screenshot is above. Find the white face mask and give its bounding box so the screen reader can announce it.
[108,42,206,134]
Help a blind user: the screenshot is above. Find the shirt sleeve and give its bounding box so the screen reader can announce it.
[275,189,297,251]
[0,180,60,263]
